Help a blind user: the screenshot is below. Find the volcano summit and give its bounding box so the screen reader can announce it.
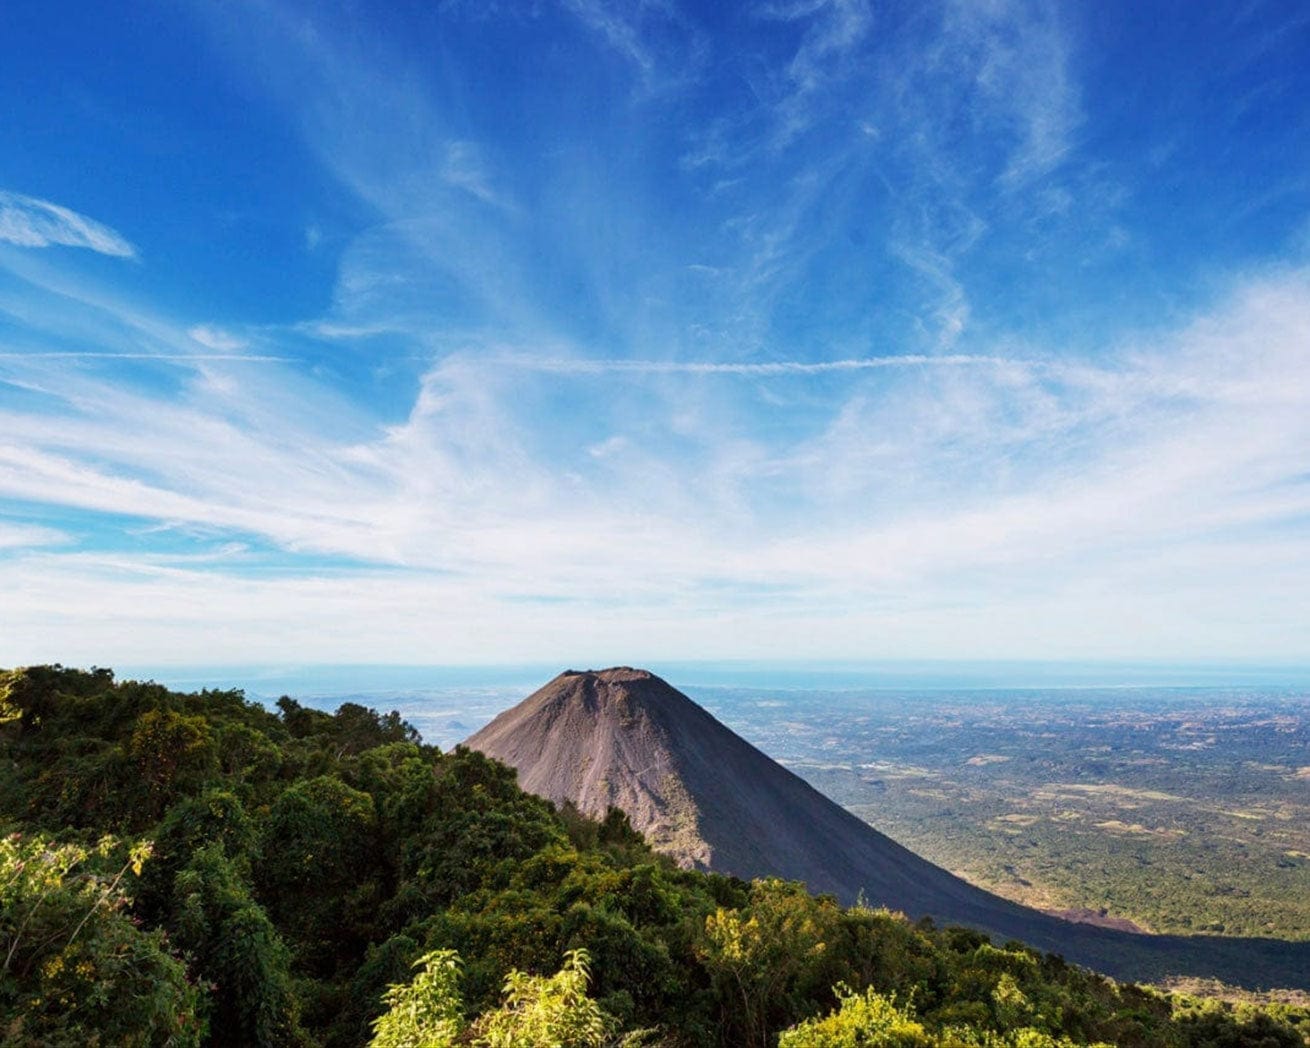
[466,667,1310,988]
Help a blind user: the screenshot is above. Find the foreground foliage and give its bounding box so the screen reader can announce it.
[0,832,201,1046]
[370,947,629,1047]
[1,665,1307,1046]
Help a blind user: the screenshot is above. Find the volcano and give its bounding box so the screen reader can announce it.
[466,667,1310,988]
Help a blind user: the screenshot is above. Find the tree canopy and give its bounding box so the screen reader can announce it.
[0,665,1306,1047]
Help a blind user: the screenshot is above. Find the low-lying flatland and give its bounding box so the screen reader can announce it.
[691,686,1310,941]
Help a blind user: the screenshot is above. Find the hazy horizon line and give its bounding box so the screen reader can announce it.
[99,657,1310,696]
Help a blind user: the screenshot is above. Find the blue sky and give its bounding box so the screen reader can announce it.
[2,0,1309,667]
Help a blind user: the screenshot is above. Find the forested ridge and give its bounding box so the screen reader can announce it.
[1,666,1306,1046]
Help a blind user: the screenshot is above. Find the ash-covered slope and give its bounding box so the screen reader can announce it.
[466,668,1310,988]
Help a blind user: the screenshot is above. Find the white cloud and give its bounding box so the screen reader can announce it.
[0,190,136,258]
[561,0,656,74]
[0,248,289,367]
[945,0,1081,187]
[0,351,287,362]
[441,140,513,209]
[3,269,1310,662]
[188,325,249,352]
[3,4,1304,666]
[0,521,66,551]
[587,435,630,459]
[764,0,875,147]
[508,353,1019,375]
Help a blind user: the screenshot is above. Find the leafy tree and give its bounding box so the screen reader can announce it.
[473,947,618,1047]
[170,844,302,1047]
[396,747,567,908]
[0,832,202,1046]
[779,985,1118,1048]
[138,789,256,920]
[1171,996,1305,1047]
[370,947,629,1048]
[256,775,380,971]
[129,709,218,820]
[214,721,283,785]
[778,985,931,1047]
[698,879,840,1047]
[369,949,464,1048]
[0,665,115,732]
[275,698,417,756]
[274,697,335,739]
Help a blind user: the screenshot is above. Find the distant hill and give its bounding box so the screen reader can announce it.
[467,667,1310,989]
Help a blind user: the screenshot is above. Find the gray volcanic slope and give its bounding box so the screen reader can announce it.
[465,668,1310,988]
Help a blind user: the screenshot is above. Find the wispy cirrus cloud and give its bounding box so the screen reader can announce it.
[0,190,136,258]
[504,353,1019,376]
[441,141,511,208]
[762,0,874,148]
[5,0,1308,668]
[4,267,1310,662]
[943,0,1081,188]
[5,267,1310,611]
[6,281,1310,665]
[851,0,1085,346]
[662,0,1088,362]
[0,248,292,368]
[561,0,658,74]
[0,520,66,551]
[0,351,289,362]
[559,0,706,91]
[188,325,249,352]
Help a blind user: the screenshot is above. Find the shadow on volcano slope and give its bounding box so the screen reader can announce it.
[466,667,1310,989]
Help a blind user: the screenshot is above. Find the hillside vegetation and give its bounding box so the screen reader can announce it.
[1,666,1307,1046]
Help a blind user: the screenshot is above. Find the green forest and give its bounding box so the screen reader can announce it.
[1,666,1307,1047]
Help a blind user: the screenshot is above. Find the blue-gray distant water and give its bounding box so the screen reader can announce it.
[121,660,1310,751]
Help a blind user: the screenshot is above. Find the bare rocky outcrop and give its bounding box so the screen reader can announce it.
[467,668,713,867]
